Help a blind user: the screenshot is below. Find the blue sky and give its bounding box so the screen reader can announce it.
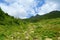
[0,0,60,19]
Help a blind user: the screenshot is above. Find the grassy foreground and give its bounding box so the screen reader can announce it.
[0,8,60,40]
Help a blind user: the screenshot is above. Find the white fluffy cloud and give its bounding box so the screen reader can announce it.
[0,0,38,19]
[0,0,60,19]
[38,0,60,15]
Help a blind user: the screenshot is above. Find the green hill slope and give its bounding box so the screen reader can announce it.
[0,8,60,40]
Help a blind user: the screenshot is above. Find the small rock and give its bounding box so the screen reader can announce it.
[45,38,52,40]
[58,37,60,40]
[25,36,29,39]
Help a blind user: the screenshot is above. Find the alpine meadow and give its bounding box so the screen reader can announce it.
[0,8,60,40]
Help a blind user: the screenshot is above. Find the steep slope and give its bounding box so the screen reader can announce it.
[0,8,60,40]
[0,8,21,25]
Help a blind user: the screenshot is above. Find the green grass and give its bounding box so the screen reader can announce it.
[0,8,60,40]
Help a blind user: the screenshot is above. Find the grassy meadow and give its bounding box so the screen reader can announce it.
[0,8,60,40]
